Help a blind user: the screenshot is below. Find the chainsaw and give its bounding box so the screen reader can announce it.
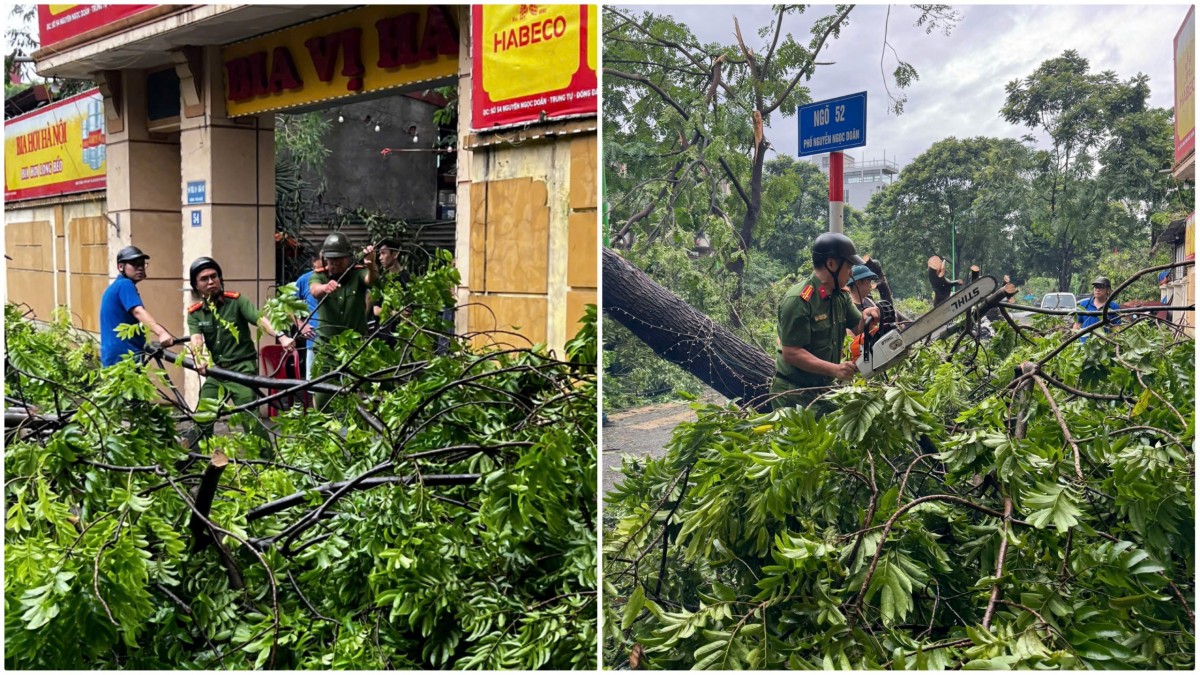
[854,275,998,378]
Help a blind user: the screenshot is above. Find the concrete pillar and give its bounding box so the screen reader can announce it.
[178,45,276,404]
[103,68,184,384]
[454,8,473,338]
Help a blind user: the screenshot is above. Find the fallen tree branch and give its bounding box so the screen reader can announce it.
[982,496,1014,630]
[1032,376,1085,482]
[186,450,245,590]
[190,451,229,548]
[162,476,275,665]
[849,494,1030,626]
[997,306,1038,345]
[165,352,344,395]
[246,472,480,523]
[1037,368,1130,402]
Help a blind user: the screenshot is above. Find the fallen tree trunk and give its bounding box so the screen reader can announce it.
[603,248,773,408]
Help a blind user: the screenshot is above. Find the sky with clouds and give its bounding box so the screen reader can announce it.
[611,3,1192,168]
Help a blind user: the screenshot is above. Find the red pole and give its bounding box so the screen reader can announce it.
[828,151,844,233]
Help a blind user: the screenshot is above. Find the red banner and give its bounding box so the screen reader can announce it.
[38,4,157,48]
[471,5,597,131]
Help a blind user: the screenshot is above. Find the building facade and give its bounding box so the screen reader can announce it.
[11,4,598,401]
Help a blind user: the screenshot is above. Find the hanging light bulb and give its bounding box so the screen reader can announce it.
[374,123,381,133]
[337,113,344,123]
[407,124,418,143]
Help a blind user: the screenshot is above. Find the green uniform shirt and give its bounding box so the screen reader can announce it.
[187,292,261,370]
[311,265,373,342]
[774,274,862,388]
[371,267,410,307]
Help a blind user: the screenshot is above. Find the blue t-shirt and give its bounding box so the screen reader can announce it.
[295,270,320,351]
[1076,297,1121,341]
[99,276,146,366]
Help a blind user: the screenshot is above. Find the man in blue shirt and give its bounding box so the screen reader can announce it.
[99,246,177,366]
[1073,276,1121,341]
[293,253,322,379]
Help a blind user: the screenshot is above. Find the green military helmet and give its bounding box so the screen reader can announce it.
[320,232,354,259]
[811,232,865,267]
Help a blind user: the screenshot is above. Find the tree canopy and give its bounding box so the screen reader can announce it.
[1001,50,1189,291]
[604,5,959,328]
[866,136,1034,299]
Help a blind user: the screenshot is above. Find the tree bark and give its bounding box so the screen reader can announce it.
[188,450,245,589]
[190,451,229,552]
[928,268,963,307]
[164,354,343,395]
[603,248,774,409]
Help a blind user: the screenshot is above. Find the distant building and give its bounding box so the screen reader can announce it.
[813,153,900,211]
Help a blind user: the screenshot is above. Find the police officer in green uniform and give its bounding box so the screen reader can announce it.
[186,257,294,435]
[770,233,880,415]
[370,237,411,347]
[309,232,378,410]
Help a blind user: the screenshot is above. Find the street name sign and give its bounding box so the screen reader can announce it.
[797,91,867,156]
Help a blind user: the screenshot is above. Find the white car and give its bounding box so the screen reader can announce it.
[1040,293,1077,311]
[1011,292,1078,326]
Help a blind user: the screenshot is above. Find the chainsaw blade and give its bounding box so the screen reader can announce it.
[856,275,998,377]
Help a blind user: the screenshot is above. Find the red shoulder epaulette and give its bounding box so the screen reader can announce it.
[187,302,204,313]
[222,291,240,299]
[799,285,814,301]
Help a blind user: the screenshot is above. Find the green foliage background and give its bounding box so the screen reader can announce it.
[4,270,599,669]
[602,9,1192,412]
[604,321,1195,669]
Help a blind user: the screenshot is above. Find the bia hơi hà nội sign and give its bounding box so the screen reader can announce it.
[5,89,106,201]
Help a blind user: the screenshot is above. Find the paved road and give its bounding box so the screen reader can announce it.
[601,392,724,505]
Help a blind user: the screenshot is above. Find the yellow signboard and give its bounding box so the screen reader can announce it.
[471,5,597,130]
[4,89,106,201]
[222,5,459,117]
[1175,7,1195,164]
[1186,212,1195,260]
[480,5,579,102]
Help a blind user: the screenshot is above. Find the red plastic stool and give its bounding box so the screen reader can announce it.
[260,346,310,417]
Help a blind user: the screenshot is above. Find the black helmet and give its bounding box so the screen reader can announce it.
[116,245,149,265]
[811,232,865,267]
[189,256,223,290]
[321,232,354,258]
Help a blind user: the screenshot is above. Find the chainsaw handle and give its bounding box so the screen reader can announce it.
[861,306,882,330]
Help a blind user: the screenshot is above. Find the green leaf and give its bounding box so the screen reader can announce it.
[1023,481,1083,531]
[623,584,646,630]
